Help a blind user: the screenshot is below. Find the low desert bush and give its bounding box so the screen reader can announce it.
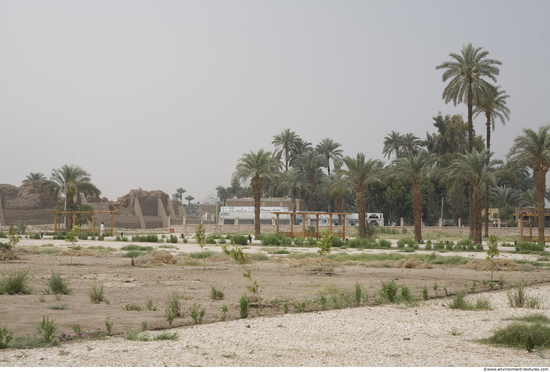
[515,242,545,252]
[121,245,153,252]
[507,279,545,308]
[46,271,72,295]
[229,234,248,246]
[206,235,216,244]
[169,235,178,244]
[449,291,493,310]
[0,267,33,295]
[154,331,178,340]
[166,291,183,317]
[482,322,550,351]
[260,233,293,246]
[122,303,144,311]
[132,234,159,243]
[0,320,13,349]
[37,316,58,342]
[89,283,109,304]
[189,303,206,324]
[239,293,251,319]
[209,286,224,300]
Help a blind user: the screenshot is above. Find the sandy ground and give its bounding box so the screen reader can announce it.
[0,233,549,367]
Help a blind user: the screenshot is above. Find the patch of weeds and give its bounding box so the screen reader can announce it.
[122,251,143,258]
[54,294,63,301]
[220,304,228,321]
[209,286,224,300]
[0,320,13,349]
[293,299,309,312]
[154,331,178,340]
[507,279,545,309]
[422,286,429,301]
[380,280,399,303]
[45,271,72,295]
[121,245,153,252]
[0,267,33,294]
[145,298,157,311]
[239,293,251,319]
[189,303,206,325]
[38,295,45,302]
[122,303,144,311]
[123,330,151,341]
[189,251,216,260]
[167,290,183,317]
[105,321,113,336]
[222,353,237,358]
[37,316,58,342]
[48,303,69,310]
[165,309,176,328]
[141,321,148,331]
[448,291,493,311]
[89,283,109,304]
[481,322,550,351]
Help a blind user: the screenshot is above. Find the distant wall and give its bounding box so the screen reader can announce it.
[3,209,55,225]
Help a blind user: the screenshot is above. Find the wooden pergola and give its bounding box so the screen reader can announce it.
[513,212,550,242]
[271,211,351,240]
[53,210,117,235]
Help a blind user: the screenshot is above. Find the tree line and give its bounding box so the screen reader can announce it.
[222,43,550,244]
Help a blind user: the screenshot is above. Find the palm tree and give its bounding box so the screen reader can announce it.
[290,138,313,168]
[517,189,537,208]
[282,169,305,224]
[185,195,195,207]
[233,149,279,236]
[272,129,299,171]
[338,154,382,237]
[385,150,436,241]
[382,131,403,159]
[175,188,186,204]
[445,149,501,243]
[508,126,550,244]
[315,138,343,175]
[400,133,422,157]
[436,43,502,239]
[22,172,46,183]
[474,87,511,237]
[41,165,101,211]
[295,150,324,211]
[490,185,517,208]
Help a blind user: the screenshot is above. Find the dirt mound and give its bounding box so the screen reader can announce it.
[135,252,178,266]
[462,258,522,271]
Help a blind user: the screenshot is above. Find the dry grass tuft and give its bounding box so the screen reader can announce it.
[462,258,521,272]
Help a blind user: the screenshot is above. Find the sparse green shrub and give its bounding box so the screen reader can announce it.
[164,309,175,328]
[330,235,344,247]
[0,320,13,349]
[217,238,226,244]
[154,331,178,340]
[293,237,305,247]
[293,299,309,312]
[189,303,206,324]
[0,267,33,294]
[195,223,207,269]
[210,286,224,300]
[220,304,228,321]
[399,285,416,304]
[449,291,493,310]
[380,280,399,303]
[89,283,108,304]
[306,237,316,246]
[379,239,392,248]
[46,271,72,295]
[516,241,545,252]
[37,316,58,342]
[507,279,544,308]
[206,235,216,244]
[434,241,445,250]
[167,291,183,317]
[49,303,69,310]
[260,233,292,246]
[317,229,333,274]
[482,322,550,350]
[229,234,248,245]
[132,234,159,243]
[222,245,259,305]
[397,239,406,248]
[239,293,251,319]
[122,303,144,311]
[122,251,142,258]
[145,298,157,311]
[354,282,364,306]
[169,235,178,244]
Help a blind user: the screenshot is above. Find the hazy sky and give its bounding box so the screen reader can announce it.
[1,0,549,203]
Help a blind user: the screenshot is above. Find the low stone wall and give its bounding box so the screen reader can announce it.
[2,209,55,225]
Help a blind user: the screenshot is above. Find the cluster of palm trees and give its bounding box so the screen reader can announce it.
[231,43,550,244]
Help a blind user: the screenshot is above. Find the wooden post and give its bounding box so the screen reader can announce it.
[342,214,346,241]
[315,213,320,239]
[110,212,114,236]
[72,212,76,230]
[519,214,524,242]
[302,213,306,238]
[529,216,533,242]
[290,213,294,238]
[329,213,333,236]
[91,212,95,233]
[54,212,58,232]
[275,213,280,234]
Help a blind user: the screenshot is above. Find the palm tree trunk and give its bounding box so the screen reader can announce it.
[535,168,547,245]
[412,184,422,241]
[474,187,483,244]
[357,191,366,237]
[469,185,475,239]
[253,180,261,237]
[468,78,475,240]
[292,191,297,225]
[336,195,343,225]
[309,171,314,211]
[485,111,491,238]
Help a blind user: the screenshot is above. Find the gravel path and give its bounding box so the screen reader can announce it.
[1,284,549,367]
